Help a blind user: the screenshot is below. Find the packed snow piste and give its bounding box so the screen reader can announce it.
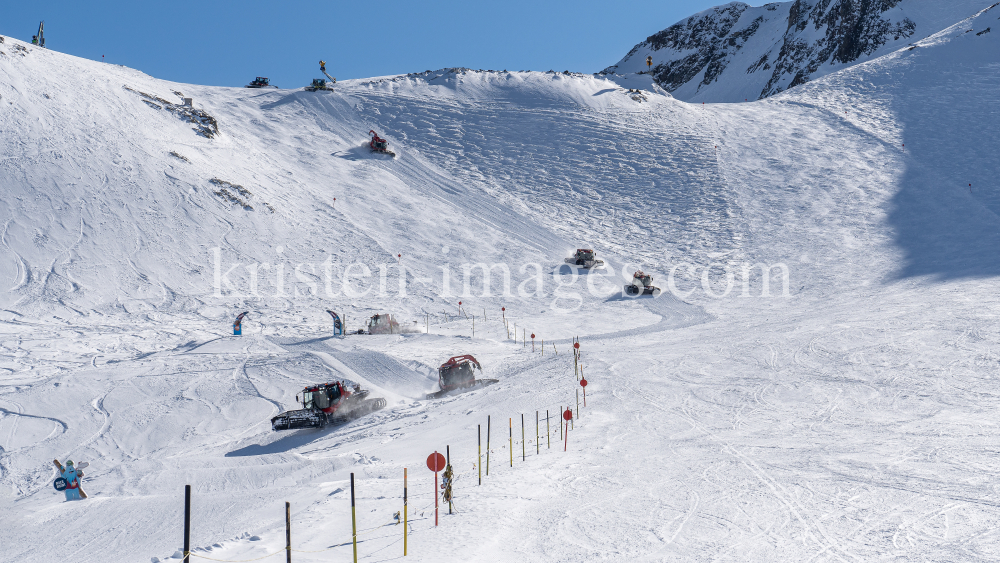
[271,381,386,431]
[565,248,605,269]
[625,270,661,295]
[425,355,498,399]
[369,130,396,157]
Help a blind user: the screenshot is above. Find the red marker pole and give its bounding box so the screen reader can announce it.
[580,378,588,407]
[574,341,580,378]
[426,452,445,526]
[563,408,573,451]
[531,333,535,352]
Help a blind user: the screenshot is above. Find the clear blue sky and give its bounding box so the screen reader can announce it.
[3,0,721,88]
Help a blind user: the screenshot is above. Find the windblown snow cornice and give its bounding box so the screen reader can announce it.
[603,0,990,102]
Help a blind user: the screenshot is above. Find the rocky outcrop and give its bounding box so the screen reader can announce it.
[603,0,986,102]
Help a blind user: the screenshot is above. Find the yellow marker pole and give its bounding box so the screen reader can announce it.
[509,418,513,467]
[403,468,408,556]
[546,410,550,449]
[478,424,482,485]
[351,473,358,563]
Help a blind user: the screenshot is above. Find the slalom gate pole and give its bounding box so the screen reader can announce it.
[285,502,291,563]
[576,389,580,419]
[472,316,475,338]
[183,485,191,563]
[547,410,550,449]
[541,339,544,355]
[404,468,408,556]
[478,425,482,485]
[447,445,452,515]
[521,414,525,462]
[509,418,513,467]
[536,411,539,455]
[583,386,586,407]
[351,473,358,563]
[486,416,491,476]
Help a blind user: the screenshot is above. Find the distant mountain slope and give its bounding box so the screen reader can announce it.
[602,0,997,102]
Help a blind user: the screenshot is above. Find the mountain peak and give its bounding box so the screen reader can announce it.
[603,0,993,102]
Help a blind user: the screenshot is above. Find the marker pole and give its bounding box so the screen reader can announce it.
[509,418,513,467]
[486,416,491,476]
[351,473,358,563]
[546,410,550,449]
[521,414,525,461]
[433,452,439,527]
[183,485,191,563]
[285,502,291,563]
[403,468,408,556]
[478,424,482,485]
[446,446,452,515]
[535,411,539,455]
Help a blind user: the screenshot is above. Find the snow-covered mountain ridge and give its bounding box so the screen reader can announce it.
[603,0,998,102]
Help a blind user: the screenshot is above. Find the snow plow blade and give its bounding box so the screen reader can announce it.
[425,378,499,400]
[271,408,325,431]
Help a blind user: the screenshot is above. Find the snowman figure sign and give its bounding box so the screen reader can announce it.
[53,459,88,501]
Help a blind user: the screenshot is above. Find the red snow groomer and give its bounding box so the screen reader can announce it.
[625,270,661,296]
[425,355,498,399]
[271,381,386,430]
[369,130,396,157]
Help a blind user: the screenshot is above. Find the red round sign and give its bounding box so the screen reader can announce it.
[458,301,462,306]
[573,342,580,349]
[502,307,505,311]
[530,333,535,339]
[580,379,587,387]
[562,409,573,421]
[426,452,446,472]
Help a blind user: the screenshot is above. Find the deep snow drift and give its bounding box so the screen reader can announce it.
[1,3,999,562]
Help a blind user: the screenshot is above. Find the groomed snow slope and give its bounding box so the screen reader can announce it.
[1,4,999,561]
